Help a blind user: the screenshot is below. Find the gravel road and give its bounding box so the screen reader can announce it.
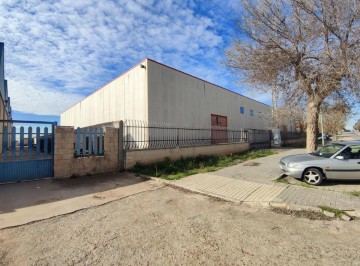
[1,186,359,265]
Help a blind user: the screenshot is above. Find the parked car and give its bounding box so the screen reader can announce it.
[279,141,360,185]
[317,134,332,141]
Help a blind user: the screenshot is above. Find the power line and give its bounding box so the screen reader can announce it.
[172,0,214,30]
[198,0,239,43]
[208,0,238,21]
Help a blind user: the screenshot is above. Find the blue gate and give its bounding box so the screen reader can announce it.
[0,120,56,183]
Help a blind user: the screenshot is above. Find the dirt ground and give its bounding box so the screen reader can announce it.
[1,186,360,265]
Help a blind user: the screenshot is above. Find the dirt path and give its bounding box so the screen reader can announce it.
[1,187,359,265]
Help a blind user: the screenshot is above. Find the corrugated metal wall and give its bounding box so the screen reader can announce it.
[61,58,271,130]
[147,59,271,130]
[60,60,148,128]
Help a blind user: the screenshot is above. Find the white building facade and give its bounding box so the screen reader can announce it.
[61,58,271,130]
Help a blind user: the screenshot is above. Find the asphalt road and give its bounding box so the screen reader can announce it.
[338,131,360,141]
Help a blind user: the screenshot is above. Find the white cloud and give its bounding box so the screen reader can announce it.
[8,79,84,115]
[0,0,260,116]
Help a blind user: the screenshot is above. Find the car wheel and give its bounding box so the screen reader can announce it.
[303,168,324,186]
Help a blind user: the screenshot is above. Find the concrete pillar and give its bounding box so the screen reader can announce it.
[118,121,125,171]
[54,126,74,178]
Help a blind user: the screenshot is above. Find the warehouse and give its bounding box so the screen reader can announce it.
[0,42,12,154]
[61,58,271,130]
[0,43,11,122]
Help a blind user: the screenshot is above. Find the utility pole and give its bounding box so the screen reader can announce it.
[320,112,324,146]
[271,87,278,128]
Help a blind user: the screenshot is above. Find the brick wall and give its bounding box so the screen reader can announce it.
[54,126,119,178]
[125,142,250,169]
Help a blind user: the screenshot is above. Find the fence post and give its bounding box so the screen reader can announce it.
[176,128,179,147]
[118,120,125,171]
[2,126,8,160]
[269,130,272,148]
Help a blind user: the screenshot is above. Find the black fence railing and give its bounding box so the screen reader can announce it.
[281,131,306,141]
[248,129,273,148]
[123,120,271,150]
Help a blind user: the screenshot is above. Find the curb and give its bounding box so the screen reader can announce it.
[135,173,358,221]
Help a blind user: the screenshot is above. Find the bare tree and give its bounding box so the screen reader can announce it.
[226,0,360,152]
[354,119,360,131]
[321,101,351,141]
[272,101,306,131]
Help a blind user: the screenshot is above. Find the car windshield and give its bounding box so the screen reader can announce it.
[311,143,345,158]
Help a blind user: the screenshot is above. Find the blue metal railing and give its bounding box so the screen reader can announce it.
[0,121,55,161]
[0,120,57,182]
[74,127,104,157]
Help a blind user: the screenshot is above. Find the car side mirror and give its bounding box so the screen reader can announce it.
[335,156,344,160]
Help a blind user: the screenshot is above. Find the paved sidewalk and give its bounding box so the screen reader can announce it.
[175,173,287,204]
[209,148,304,184]
[172,149,360,211]
[276,185,360,210]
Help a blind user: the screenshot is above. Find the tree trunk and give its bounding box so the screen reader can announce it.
[332,132,337,141]
[306,100,321,152]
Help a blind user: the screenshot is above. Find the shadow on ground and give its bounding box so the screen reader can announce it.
[321,179,360,190]
[0,172,146,214]
[283,175,360,193]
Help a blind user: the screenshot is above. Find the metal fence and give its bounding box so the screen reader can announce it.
[74,127,104,157]
[123,120,271,150]
[247,129,273,148]
[1,120,54,161]
[280,131,306,141]
[0,120,56,183]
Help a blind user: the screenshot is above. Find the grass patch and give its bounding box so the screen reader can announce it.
[298,183,317,189]
[348,191,360,197]
[130,149,276,180]
[274,177,290,185]
[272,208,332,221]
[274,176,317,189]
[318,205,346,218]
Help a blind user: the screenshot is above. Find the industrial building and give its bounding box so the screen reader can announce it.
[0,42,11,122]
[0,43,12,154]
[61,58,270,131]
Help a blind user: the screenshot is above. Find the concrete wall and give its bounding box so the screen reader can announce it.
[60,60,148,128]
[54,126,119,178]
[147,59,271,129]
[125,142,250,169]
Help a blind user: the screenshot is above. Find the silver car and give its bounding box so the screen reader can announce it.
[279,141,360,185]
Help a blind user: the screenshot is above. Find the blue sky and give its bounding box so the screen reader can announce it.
[1,0,358,128]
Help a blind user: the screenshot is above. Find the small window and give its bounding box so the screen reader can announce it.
[240,107,244,114]
[250,110,254,116]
